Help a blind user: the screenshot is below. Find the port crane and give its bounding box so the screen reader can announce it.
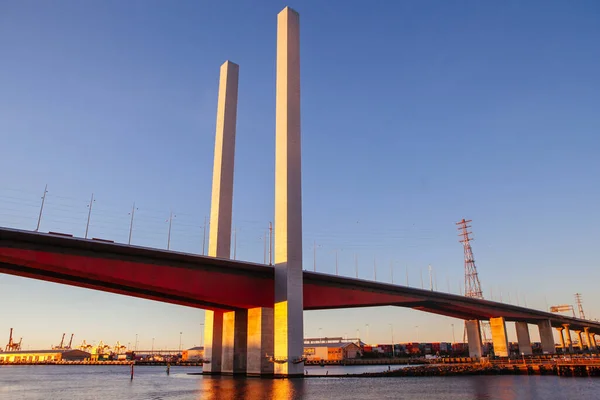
[77,340,93,353]
[550,304,577,318]
[113,341,127,355]
[5,328,22,351]
[53,333,75,350]
[96,340,111,355]
[52,333,66,350]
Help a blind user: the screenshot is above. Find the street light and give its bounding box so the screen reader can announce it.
[200,323,205,347]
[365,324,370,344]
[179,331,183,352]
[313,241,322,272]
[167,211,176,250]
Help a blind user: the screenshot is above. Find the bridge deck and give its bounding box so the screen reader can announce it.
[1,227,598,333]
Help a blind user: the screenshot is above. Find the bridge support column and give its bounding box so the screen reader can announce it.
[575,330,585,352]
[563,324,574,353]
[591,333,598,352]
[466,320,483,358]
[556,327,566,352]
[222,310,248,374]
[537,320,555,354]
[203,60,240,374]
[247,307,274,376]
[585,328,596,352]
[273,7,305,377]
[203,311,224,374]
[490,317,509,357]
[515,322,532,356]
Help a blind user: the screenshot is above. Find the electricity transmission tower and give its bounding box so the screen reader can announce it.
[457,219,490,344]
[575,293,586,320]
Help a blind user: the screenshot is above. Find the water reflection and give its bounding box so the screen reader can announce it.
[2,366,600,400]
[197,376,306,400]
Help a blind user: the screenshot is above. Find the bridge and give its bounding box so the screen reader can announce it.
[2,6,597,377]
[2,226,599,372]
[0,227,595,326]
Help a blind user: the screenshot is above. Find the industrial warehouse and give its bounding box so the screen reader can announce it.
[0,349,91,363]
[304,339,363,362]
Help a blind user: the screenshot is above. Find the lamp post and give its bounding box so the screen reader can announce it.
[200,323,205,347]
[35,184,48,232]
[313,241,321,272]
[128,202,137,245]
[167,211,176,250]
[85,193,95,239]
[152,337,155,355]
[373,256,377,281]
[335,249,339,275]
[179,332,183,352]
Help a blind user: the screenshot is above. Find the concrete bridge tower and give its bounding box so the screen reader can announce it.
[203,60,242,374]
[273,6,304,377]
[202,7,304,377]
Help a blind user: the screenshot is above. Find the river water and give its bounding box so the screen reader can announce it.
[1,365,599,399]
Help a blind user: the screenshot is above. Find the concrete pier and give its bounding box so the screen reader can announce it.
[585,328,597,351]
[203,310,223,373]
[222,310,248,374]
[247,307,274,376]
[563,324,574,353]
[466,320,483,358]
[557,327,566,352]
[203,60,240,374]
[515,322,533,356]
[575,330,585,352]
[273,6,304,377]
[490,317,509,357]
[538,320,555,354]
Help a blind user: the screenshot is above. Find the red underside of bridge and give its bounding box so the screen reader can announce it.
[1,228,598,333]
[0,246,423,311]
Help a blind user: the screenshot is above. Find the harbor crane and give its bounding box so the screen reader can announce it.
[52,333,75,350]
[67,333,74,349]
[52,333,66,350]
[5,328,22,352]
[550,304,576,317]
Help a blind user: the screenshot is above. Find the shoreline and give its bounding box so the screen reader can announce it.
[304,364,600,378]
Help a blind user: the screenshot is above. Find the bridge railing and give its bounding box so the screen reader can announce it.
[0,185,552,310]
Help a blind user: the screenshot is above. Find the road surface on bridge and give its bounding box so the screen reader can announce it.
[1,227,598,333]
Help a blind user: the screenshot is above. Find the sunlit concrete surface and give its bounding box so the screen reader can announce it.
[273,7,304,377]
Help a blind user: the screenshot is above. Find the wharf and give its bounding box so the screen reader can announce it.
[304,358,432,366]
[306,359,600,378]
[0,360,203,367]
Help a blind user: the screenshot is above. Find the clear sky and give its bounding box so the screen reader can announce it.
[1,0,599,351]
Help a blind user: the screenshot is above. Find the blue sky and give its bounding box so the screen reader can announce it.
[1,0,599,350]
